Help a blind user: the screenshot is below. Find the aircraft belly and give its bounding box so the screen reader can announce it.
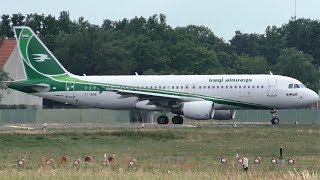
[36,91,138,110]
[75,91,138,109]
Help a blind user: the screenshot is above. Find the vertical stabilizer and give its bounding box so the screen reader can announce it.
[13,26,70,79]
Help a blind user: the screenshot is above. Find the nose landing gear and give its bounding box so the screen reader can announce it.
[270,108,279,124]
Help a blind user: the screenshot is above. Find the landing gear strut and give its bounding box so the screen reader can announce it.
[157,116,169,124]
[270,108,279,124]
[172,115,183,124]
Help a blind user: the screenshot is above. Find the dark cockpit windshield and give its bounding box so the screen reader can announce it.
[288,83,306,89]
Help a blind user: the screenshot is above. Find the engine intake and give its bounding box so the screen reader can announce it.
[180,101,214,120]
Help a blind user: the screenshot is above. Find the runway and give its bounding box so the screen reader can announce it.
[0,121,275,131]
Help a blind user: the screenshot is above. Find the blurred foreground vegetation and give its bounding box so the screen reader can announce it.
[0,125,319,179]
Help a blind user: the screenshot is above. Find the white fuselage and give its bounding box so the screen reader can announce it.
[37,74,318,110]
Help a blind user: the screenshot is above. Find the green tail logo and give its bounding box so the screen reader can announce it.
[14,27,70,79]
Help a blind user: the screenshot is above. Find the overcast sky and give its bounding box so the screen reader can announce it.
[1,0,320,40]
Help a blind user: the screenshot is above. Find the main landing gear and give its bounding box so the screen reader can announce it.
[172,115,183,124]
[157,116,169,124]
[157,115,184,124]
[270,108,279,125]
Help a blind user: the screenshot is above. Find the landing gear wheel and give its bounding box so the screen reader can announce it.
[271,117,279,124]
[157,116,169,124]
[270,107,279,125]
[172,115,183,124]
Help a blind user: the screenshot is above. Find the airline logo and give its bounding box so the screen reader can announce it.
[22,34,29,39]
[32,54,50,62]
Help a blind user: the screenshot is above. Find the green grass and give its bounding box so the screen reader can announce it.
[0,125,319,179]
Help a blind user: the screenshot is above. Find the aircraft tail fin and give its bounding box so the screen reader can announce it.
[13,26,71,79]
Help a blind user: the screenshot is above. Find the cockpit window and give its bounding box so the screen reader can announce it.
[289,83,305,89]
[299,84,306,88]
[288,84,293,89]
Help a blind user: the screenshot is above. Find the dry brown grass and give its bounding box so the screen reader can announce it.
[0,168,319,180]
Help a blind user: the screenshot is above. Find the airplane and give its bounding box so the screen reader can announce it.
[5,26,319,125]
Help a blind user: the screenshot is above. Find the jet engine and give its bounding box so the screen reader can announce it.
[213,110,236,120]
[179,101,215,120]
[172,101,236,120]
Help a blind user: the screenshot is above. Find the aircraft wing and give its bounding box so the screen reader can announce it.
[112,89,203,107]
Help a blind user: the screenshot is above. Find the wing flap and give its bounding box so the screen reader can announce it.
[113,89,203,102]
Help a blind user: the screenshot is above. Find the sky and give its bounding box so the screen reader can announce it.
[1,0,320,40]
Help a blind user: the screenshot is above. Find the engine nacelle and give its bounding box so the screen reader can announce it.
[213,110,236,120]
[180,101,214,120]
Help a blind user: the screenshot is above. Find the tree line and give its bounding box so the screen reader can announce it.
[0,11,319,91]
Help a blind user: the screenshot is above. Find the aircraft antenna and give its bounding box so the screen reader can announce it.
[294,0,297,20]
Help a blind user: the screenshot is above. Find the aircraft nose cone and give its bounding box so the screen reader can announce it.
[307,89,319,104]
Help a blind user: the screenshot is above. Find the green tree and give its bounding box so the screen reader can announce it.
[237,56,269,74]
[11,13,25,26]
[282,18,320,66]
[230,31,264,57]
[25,13,44,34]
[274,48,319,91]
[0,14,13,37]
[262,26,285,64]
[58,11,74,33]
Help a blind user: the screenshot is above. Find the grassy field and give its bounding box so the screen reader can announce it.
[0,124,319,179]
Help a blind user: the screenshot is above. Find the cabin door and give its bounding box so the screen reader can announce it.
[267,78,277,97]
[65,82,76,104]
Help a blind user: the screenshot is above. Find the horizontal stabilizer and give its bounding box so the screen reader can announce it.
[4,81,50,92]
